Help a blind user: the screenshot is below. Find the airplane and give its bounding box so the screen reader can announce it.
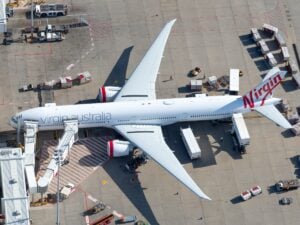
[10,19,292,201]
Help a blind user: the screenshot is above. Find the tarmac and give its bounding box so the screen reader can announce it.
[1,0,300,225]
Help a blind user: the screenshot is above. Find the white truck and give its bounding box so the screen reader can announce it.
[231,113,250,153]
[180,127,201,159]
[34,4,68,17]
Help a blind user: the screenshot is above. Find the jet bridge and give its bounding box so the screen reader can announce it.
[38,120,78,193]
[23,121,39,193]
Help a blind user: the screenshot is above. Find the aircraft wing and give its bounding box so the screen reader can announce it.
[254,104,292,129]
[114,19,176,102]
[113,124,211,200]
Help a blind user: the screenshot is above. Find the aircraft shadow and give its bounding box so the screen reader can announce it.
[281,129,295,138]
[102,159,160,225]
[162,121,242,169]
[104,46,133,87]
[77,128,159,225]
[75,46,133,104]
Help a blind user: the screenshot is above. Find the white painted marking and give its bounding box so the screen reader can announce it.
[85,216,89,225]
[112,210,123,218]
[66,14,88,17]
[66,64,75,70]
[87,195,98,203]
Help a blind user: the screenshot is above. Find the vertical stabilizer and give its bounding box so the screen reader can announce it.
[242,68,286,109]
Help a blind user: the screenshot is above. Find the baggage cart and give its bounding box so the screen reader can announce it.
[251,28,261,42]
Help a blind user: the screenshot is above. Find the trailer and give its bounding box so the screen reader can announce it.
[266,52,277,67]
[34,4,68,17]
[275,179,299,192]
[180,127,201,159]
[281,46,290,62]
[258,40,269,55]
[251,28,261,42]
[89,214,114,225]
[275,31,286,47]
[287,60,298,75]
[229,69,239,95]
[231,113,250,153]
[262,23,278,35]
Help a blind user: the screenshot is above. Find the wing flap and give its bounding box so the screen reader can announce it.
[254,105,292,129]
[114,124,211,200]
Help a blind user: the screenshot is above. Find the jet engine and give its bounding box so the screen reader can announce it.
[107,140,134,158]
[98,86,121,102]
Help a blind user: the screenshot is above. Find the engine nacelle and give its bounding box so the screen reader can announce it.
[107,140,134,158]
[98,86,121,102]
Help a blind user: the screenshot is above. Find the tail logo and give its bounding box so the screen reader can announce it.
[243,74,282,109]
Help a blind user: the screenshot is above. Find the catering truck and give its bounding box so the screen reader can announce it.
[231,113,250,153]
[180,127,201,159]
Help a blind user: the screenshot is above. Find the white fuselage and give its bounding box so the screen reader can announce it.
[10,95,279,131]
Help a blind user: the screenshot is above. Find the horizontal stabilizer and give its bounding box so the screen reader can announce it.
[254,105,292,129]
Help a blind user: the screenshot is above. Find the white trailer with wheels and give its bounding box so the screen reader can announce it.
[231,113,250,153]
[180,127,201,159]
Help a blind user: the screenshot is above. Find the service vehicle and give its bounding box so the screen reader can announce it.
[34,4,68,17]
[250,185,262,196]
[241,190,251,201]
[6,6,14,17]
[231,113,250,153]
[38,31,64,42]
[275,179,299,192]
[59,183,74,201]
[180,127,201,159]
[279,197,293,205]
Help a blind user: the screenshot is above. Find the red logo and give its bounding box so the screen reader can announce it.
[243,74,282,109]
